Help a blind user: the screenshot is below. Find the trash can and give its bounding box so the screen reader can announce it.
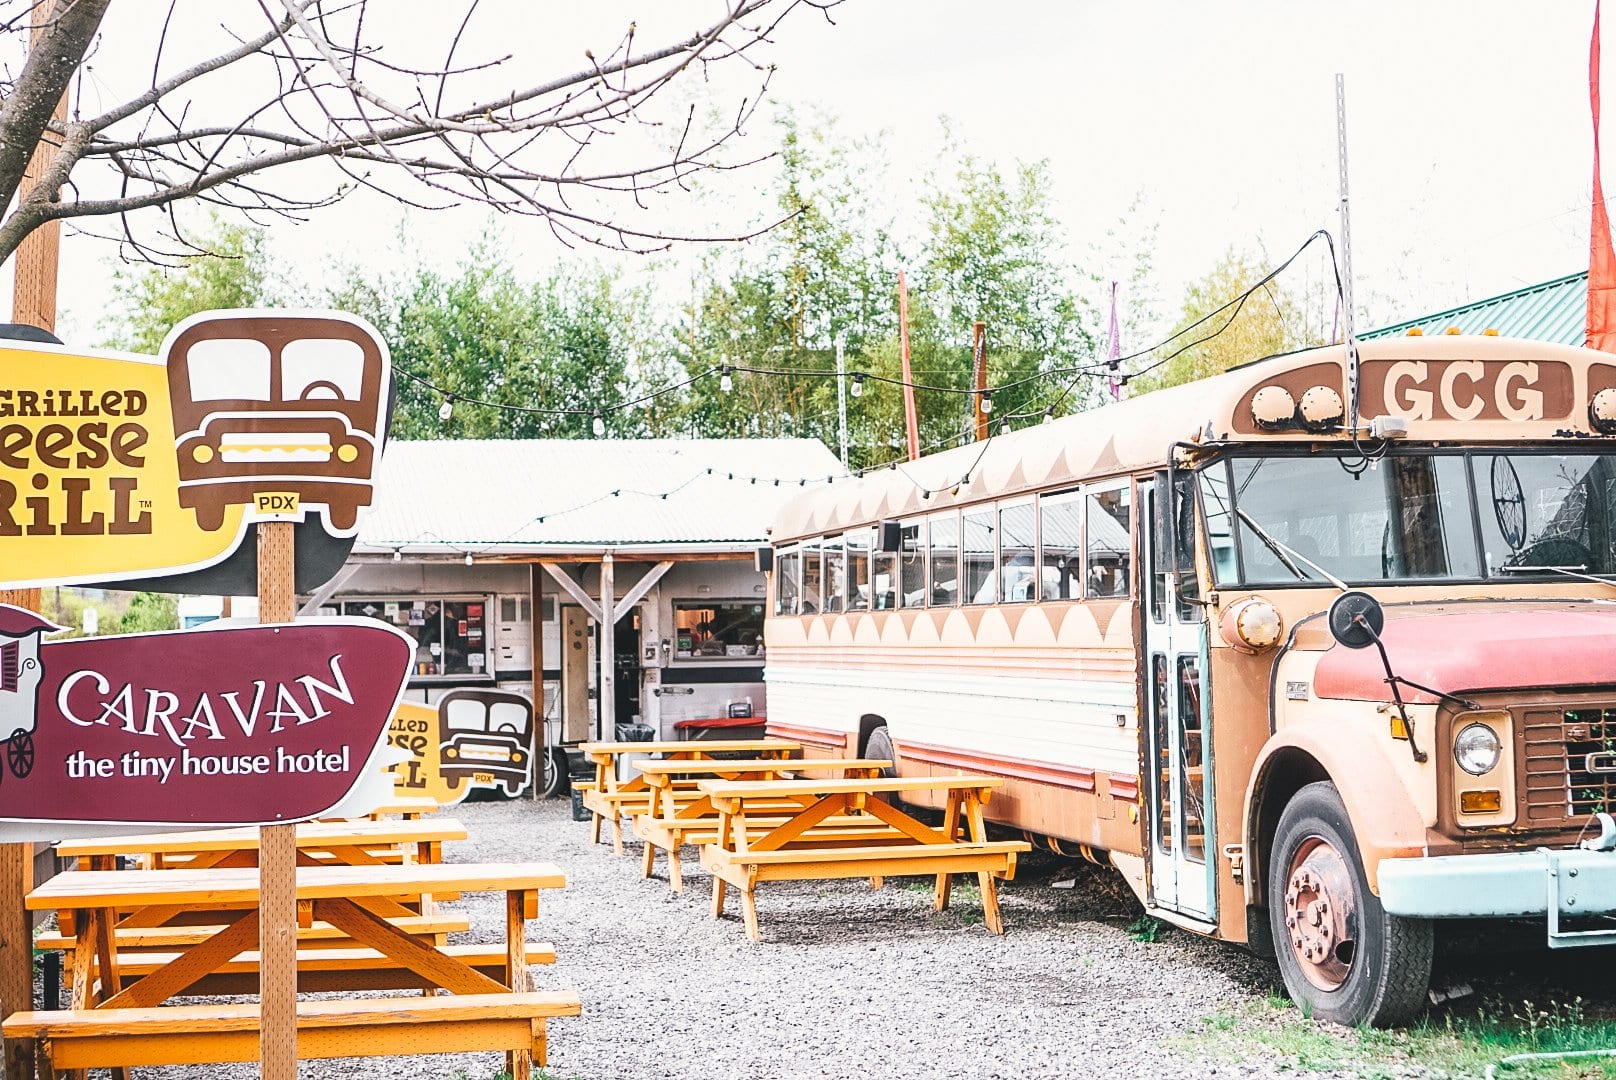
[613,723,656,783]
[569,782,590,822]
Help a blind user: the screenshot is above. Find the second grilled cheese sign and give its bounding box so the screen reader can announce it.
[0,309,390,588]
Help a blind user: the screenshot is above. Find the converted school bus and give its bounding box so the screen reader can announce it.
[763,333,1616,1026]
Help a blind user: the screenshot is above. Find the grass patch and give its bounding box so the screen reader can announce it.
[1126,914,1164,943]
[1172,995,1616,1078]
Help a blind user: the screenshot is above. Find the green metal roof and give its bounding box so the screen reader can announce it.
[1361,271,1588,345]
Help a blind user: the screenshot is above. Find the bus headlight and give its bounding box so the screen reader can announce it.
[1220,597,1282,653]
[1454,723,1502,776]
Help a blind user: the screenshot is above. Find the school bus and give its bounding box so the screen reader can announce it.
[762,333,1616,1026]
[164,311,390,534]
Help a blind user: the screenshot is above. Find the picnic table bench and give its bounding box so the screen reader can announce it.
[578,738,800,854]
[57,817,468,872]
[17,860,572,1078]
[697,775,1031,941]
[629,758,894,892]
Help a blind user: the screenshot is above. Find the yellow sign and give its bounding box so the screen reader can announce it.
[384,701,469,807]
[0,343,247,587]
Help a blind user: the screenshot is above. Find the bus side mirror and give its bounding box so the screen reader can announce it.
[754,545,774,573]
[1327,590,1384,649]
[877,520,902,553]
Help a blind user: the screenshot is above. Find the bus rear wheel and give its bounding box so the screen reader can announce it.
[1268,782,1432,1028]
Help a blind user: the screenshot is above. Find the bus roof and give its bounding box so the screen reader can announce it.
[769,334,1614,543]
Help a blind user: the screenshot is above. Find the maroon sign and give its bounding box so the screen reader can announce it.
[0,606,411,828]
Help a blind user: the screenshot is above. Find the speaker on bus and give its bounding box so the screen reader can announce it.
[877,519,902,553]
[754,545,774,573]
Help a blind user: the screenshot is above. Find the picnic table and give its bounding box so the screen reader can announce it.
[577,738,801,854]
[697,775,1031,942]
[630,757,893,892]
[361,795,441,820]
[56,816,469,871]
[10,861,575,1078]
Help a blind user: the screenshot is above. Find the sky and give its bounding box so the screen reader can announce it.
[32,1,1615,347]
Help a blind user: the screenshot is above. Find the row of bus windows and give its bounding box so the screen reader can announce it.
[773,484,1133,615]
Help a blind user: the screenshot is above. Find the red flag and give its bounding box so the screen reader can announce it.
[1588,1,1616,350]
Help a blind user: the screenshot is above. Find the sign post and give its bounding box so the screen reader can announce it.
[0,585,34,1080]
[258,521,297,1080]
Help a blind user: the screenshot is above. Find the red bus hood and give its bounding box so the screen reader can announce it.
[1311,603,1616,704]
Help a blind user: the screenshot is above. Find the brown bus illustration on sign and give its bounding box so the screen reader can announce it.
[164,311,391,535]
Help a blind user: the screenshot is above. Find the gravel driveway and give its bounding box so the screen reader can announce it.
[134,796,1290,1080]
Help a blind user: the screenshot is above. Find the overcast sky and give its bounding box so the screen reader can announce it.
[38,1,1614,345]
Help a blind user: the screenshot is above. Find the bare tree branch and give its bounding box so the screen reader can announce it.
[0,0,842,264]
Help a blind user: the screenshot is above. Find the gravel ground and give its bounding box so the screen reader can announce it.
[132,796,1294,1080]
[96,797,1616,1080]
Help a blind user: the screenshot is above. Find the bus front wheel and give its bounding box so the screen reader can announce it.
[1267,782,1432,1028]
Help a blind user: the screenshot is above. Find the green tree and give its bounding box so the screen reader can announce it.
[1137,247,1331,392]
[98,216,272,353]
[117,592,178,634]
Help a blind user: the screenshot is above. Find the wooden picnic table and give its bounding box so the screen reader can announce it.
[631,758,892,892]
[697,775,1030,942]
[361,795,440,820]
[577,738,801,854]
[14,861,573,1078]
[56,816,469,872]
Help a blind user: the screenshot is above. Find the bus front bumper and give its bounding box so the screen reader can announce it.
[1378,846,1616,948]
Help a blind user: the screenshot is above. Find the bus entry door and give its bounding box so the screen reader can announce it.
[1142,476,1214,922]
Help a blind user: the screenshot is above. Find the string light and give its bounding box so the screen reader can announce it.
[464,552,473,566]
[438,396,454,423]
[392,548,402,562]
[850,373,864,398]
[592,413,605,437]
[979,390,993,415]
[720,363,733,393]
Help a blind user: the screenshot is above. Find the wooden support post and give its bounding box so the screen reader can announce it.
[0,589,40,1080]
[11,10,67,336]
[599,552,615,744]
[971,320,989,443]
[257,523,298,1079]
[528,565,544,800]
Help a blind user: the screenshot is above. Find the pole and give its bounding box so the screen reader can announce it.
[1336,73,1360,433]
[0,591,35,1080]
[897,271,920,461]
[528,565,545,799]
[971,321,988,442]
[835,338,849,468]
[257,522,298,1080]
[598,553,615,743]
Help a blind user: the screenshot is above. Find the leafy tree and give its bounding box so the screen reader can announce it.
[97,216,271,353]
[117,592,178,634]
[1136,247,1330,393]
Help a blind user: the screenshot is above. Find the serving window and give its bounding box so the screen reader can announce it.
[338,595,491,678]
[673,601,767,660]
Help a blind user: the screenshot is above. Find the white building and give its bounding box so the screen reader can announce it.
[307,437,844,794]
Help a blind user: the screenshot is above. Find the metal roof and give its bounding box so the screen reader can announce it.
[1361,271,1588,345]
[358,438,845,555]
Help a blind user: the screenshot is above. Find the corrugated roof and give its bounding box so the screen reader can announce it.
[1362,271,1588,345]
[358,438,845,554]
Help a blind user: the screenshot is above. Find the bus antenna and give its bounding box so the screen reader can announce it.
[1336,73,1361,437]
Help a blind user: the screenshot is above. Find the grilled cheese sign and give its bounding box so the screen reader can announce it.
[0,310,390,589]
[1362,359,1574,423]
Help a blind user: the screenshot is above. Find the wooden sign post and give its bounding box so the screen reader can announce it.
[258,523,297,1079]
[0,590,36,1080]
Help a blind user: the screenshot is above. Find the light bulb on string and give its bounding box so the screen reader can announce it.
[392,548,402,563]
[1043,406,1055,425]
[720,364,733,394]
[592,413,605,437]
[850,373,864,398]
[464,552,473,566]
[438,396,455,422]
[979,391,993,415]
[999,419,1011,437]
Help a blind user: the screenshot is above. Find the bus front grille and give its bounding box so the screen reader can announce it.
[1521,706,1616,824]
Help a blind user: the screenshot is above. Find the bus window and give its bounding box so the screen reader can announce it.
[775,545,801,615]
[998,500,1036,603]
[824,536,846,614]
[1039,489,1083,600]
[801,540,823,614]
[1199,465,1238,586]
[929,511,960,606]
[872,531,898,610]
[847,528,872,611]
[963,507,997,604]
[898,519,926,607]
[1087,486,1132,598]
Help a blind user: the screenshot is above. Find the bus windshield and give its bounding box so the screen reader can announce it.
[1199,450,1616,585]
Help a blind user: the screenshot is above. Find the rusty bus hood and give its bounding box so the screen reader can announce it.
[1309,600,1616,704]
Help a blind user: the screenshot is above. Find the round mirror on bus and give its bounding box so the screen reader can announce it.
[1326,590,1384,649]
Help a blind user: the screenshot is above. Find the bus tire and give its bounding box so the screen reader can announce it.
[1268,781,1432,1028]
[863,725,897,778]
